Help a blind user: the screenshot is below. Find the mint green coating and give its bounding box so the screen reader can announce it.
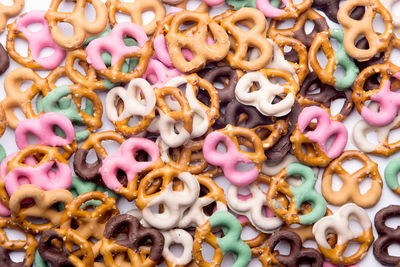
[0,145,6,164]
[226,0,256,9]
[287,163,327,225]
[85,28,139,89]
[208,211,251,267]
[40,86,93,141]
[34,250,48,267]
[270,0,282,8]
[330,28,359,91]
[384,158,400,191]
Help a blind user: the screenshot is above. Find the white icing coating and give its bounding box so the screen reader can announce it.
[178,198,227,228]
[162,229,194,266]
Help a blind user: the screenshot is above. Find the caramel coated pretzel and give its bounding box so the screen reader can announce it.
[174,0,209,12]
[106,0,165,35]
[312,203,374,265]
[322,150,382,208]
[39,228,94,267]
[217,8,272,71]
[9,185,73,234]
[268,8,329,49]
[164,10,229,73]
[45,0,108,50]
[0,67,50,129]
[0,218,37,267]
[338,0,393,62]
[0,0,24,33]
[0,105,6,139]
[73,131,125,183]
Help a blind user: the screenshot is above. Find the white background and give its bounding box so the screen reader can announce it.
[1,0,400,266]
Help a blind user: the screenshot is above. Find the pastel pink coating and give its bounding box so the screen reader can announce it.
[298,106,348,159]
[323,262,358,267]
[15,112,75,150]
[203,131,259,187]
[16,10,66,69]
[203,0,224,5]
[100,137,160,190]
[143,58,181,88]
[4,160,72,196]
[361,73,400,126]
[86,22,148,70]
[256,0,289,18]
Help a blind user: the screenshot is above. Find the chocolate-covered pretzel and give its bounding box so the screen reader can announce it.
[103,214,164,262]
[297,72,354,121]
[38,229,73,267]
[0,44,9,75]
[374,205,400,266]
[265,230,324,267]
[312,0,364,23]
[203,66,237,105]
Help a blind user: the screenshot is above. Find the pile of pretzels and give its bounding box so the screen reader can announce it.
[1,0,400,266]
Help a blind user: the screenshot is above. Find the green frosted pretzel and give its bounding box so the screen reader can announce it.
[37,86,94,141]
[384,158,400,194]
[330,28,359,90]
[209,211,251,267]
[84,28,139,89]
[226,0,256,9]
[0,145,6,163]
[287,163,327,225]
[34,250,48,267]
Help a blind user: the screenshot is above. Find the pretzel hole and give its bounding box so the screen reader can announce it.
[325,134,336,154]
[276,19,295,30]
[25,216,50,225]
[115,12,132,24]
[387,243,400,257]
[169,243,185,257]
[73,57,89,77]
[57,22,75,38]
[331,173,344,191]
[343,241,361,258]
[203,201,216,216]
[353,34,368,50]
[178,21,197,32]
[372,13,386,34]
[274,239,292,255]
[221,252,235,266]
[316,48,328,69]
[340,158,365,175]
[8,250,25,263]
[248,257,263,267]
[84,2,96,23]
[333,65,346,80]
[116,169,128,187]
[134,149,151,162]
[201,241,216,263]
[385,215,400,229]
[0,0,14,6]
[26,22,43,33]
[142,11,156,27]
[186,0,203,11]
[3,228,27,241]
[24,131,39,146]
[57,0,76,12]
[359,177,373,194]
[302,240,318,250]
[330,98,346,117]
[197,88,212,107]
[304,20,315,35]
[388,127,400,144]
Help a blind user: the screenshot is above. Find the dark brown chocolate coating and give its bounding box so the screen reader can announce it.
[0,43,9,75]
[293,18,329,49]
[73,148,103,183]
[103,214,164,262]
[0,247,24,267]
[38,229,73,267]
[267,230,323,267]
[374,205,400,266]
[225,99,274,129]
[203,66,237,105]
[312,0,364,23]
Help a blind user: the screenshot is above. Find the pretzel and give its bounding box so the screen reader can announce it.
[260,230,324,267]
[322,150,382,208]
[384,158,400,196]
[9,185,73,234]
[337,0,393,62]
[267,162,327,225]
[101,214,164,267]
[193,211,251,267]
[217,8,272,71]
[45,0,108,50]
[162,229,194,267]
[148,86,194,148]
[373,205,400,266]
[99,137,163,201]
[271,34,309,85]
[203,126,266,186]
[39,228,94,267]
[235,69,299,117]
[6,10,66,70]
[256,0,312,20]
[165,74,219,138]
[106,78,156,137]
[312,0,364,23]
[312,203,374,265]
[268,9,329,49]
[0,44,9,75]
[163,11,229,73]
[297,106,348,159]
[227,174,283,233]
[0,0,24,33]
[106,0,165,35]
[73,131,125,183]
[352,102,400,156]
[309,29,360,90]
[39,84,103,141]
[173,0,209,12]
[0,218,37,267]
[85,22,153,84]
[383,0,400,37]
[297,72,354,122]
[0,68,50,129]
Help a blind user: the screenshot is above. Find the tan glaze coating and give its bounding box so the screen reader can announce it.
[165,11,229,73]
[0,0,24,33]
[216,8,272,71]
[337,0,393,62]
[45,0,108,50]
[272,0,313,20]
[9,185,73,234]
[106,0,165,35]
[322,150,382,208]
